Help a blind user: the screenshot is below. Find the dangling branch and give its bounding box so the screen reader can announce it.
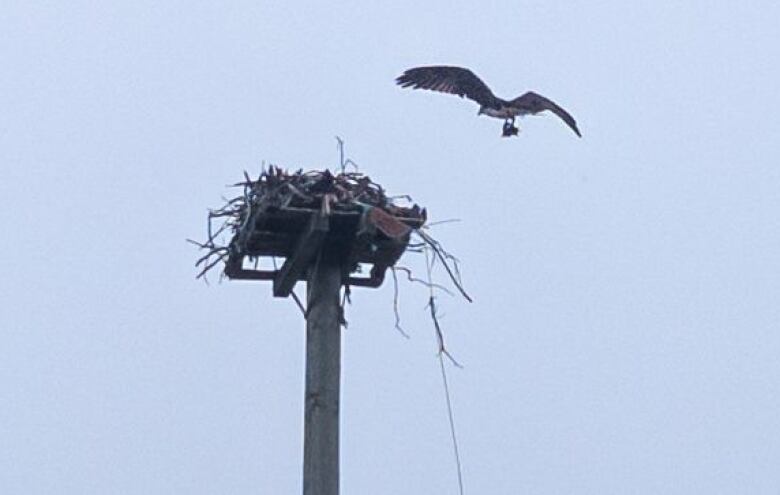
[423,246,465,495]
[415,229,472,303]
[392,266,454,295]
[390,267,410,338]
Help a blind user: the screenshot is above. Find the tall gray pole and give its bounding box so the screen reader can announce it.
[303,253,342,495]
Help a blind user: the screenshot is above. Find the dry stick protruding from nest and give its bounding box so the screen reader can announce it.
[422,246,463,367]
[336,136,359,174]
[388,226,469,342]
[189,191,250,282]
[419,230,464,284]
[415,229,472,303]
[188,235,230,281]
[425,218,462,228]
[195,250,229,279]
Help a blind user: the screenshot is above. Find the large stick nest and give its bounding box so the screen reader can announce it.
[193,166,427,280]
[233,166,426,220]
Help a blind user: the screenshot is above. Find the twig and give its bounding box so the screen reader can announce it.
[424,218,462,227]
[195,247,229,267]
[392,266,454,296]
[186,238,210,249]
[426,296,462,368]
[387,194,414,202]
[196,252,229,279]
[336,136,359,173]
[390,268,410,338]
[423,247,465,495]
[416,229,472,303]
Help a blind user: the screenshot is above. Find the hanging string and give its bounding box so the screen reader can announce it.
[424,247,465,495]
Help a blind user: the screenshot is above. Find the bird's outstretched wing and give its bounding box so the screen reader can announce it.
[510,91,581,137]
[396,66,498,108]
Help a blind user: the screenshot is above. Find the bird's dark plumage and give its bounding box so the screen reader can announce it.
[396,65,581,138]
[396,66,499,109]
[510,91,581,137]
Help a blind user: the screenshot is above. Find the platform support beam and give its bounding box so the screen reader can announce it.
[274,212,330,298]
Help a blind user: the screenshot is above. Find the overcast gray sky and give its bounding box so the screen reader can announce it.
[2,2,780,493]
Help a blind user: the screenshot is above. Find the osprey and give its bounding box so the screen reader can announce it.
[396,65,581,138]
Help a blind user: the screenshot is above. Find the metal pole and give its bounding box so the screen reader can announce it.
[303,253,342,495]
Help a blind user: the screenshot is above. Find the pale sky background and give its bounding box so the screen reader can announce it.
[2,2,780,494]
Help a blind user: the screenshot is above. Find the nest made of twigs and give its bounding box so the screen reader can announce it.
[193,166,427,280]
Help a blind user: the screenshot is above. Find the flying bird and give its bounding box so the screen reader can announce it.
[396,65,581,138]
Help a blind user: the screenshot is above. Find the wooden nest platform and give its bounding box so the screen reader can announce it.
[198,167,427,297]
